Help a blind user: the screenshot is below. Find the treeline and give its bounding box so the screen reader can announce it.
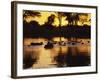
[23,21,90,39]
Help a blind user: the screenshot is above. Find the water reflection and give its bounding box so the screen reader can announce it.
[23,37,90,69]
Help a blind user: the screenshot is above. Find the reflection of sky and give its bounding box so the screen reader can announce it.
[24,11,91,26]
[24,38,90,54]
[24,38,90,68]
[32,49,54,68]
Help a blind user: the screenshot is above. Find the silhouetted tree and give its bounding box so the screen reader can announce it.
[64,13,79,26]
[23,10,41,37]
[23,10,41,18]
[45,14,55,25]
[23,10,41,22]
[73,13,79,26]
[23,20,41,37]
[43,14,55,39]
[56,12,65,41]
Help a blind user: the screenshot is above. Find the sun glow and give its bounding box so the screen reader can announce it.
[24,11,91,26]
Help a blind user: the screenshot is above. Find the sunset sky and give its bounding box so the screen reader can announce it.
[23,11,91,27]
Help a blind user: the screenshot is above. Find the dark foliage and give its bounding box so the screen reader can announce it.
[23,20,90,39]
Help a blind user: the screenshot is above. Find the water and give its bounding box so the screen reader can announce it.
[23,37,90,69]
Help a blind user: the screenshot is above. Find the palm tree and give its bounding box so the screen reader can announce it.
[63,13,80,42]
[56,12,79,42]
[57,12,64,41]
[72,13,79,26]
[64,13,79,26]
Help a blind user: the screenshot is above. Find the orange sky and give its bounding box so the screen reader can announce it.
[24,11,91,27]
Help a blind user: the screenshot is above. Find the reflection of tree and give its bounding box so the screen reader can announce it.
[66,46,90,66]
[23,51,37,69]
[54,46,90,67]
[54,47,66,67]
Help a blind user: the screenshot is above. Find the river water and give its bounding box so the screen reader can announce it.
[23,37,90,69]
